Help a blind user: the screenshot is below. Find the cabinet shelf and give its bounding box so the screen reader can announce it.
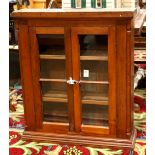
[83,116,108,123]
[40,54,108,61]
[40,54,65,59]
[82,99,108,105]
[81,98,108,105]
[80,56,108,61]
[42,96,68,102]
[82,120,108,126]
[40,78,66,82]
[80,80,109,84]
[42,90,108,105]
[39,49,108,61]
[80,49,108,59]
[44,115,68,123]
[42,90,67,102]
[82,92,108,105]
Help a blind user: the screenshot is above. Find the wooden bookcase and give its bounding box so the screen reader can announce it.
[12,8,136,150]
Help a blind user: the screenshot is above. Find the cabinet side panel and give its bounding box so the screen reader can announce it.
[126,19,134,137]
[29,27,43,129]
[116,24,127,138]
[108,25,116,136]
[18,23,36,130]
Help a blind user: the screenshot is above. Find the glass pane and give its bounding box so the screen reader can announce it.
[40,59,66,79]
[79,35,108,57]
[81,61,108,81]
[37,34,68,124]
[82,104,108,126]
[37,34,65,55]
[43,102,68,123]
[41,81,67,100]
[79,34,109,127]
[81,83,108,102]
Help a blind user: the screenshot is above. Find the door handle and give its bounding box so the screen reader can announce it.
[67,77,80,85]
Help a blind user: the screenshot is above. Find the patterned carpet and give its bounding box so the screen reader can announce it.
[9,87,146,155]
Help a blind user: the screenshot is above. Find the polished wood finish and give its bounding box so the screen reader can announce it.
[12,8,136,149]
[22,129,136,148]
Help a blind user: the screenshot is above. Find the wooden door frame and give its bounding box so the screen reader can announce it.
[28,26,74,133]
[71,26,116,136]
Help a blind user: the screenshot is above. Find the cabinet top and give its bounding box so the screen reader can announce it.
[12,8,136,19]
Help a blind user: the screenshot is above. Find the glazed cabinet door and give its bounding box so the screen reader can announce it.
[71,26,116,136]
[29,27,73,133]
